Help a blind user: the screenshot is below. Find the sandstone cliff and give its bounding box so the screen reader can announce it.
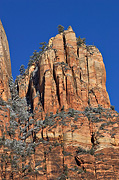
[0,20,11,101]
[0,24,119,180]
[16,26,110,116]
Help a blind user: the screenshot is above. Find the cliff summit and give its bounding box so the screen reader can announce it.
[17,26,110,115]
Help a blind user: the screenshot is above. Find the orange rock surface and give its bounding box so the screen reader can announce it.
[0,24,119,180]
[0,20,11,101]
[16,26,110,114]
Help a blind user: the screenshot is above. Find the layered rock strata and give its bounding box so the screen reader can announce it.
[0,104,119,180]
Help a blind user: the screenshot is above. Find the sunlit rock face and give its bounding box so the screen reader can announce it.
[0,20,11,101]
[17,26,110,114]
[1,24,119,180]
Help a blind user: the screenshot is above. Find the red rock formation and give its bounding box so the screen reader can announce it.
[0,24,119,180]
[16,26,110,114]
[0,20,11,101]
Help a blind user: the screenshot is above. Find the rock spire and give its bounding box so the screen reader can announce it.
[17,26,110,114]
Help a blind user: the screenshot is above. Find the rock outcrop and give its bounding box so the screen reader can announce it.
[0,20,11,101]
[17,26,110,114]
[0,24,119,180]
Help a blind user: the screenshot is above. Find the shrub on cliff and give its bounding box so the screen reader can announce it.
[77,36,86,46]
[19,64,25,75]
[9,75,14,91]
[9,75,16,99]
[110,105,115,110]
[39,42,47,52]
[0,97,6,106]
[28,59,34,69]
[27,50,39,69]
[57,25,64,33]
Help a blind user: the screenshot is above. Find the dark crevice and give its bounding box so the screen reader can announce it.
[42,75,45,110]
[95,95,98,104]
[32,67,41,106]
[80,72,81,81]
[38,70,45,109]
[86,56,89,86]
[91,133,95,145]
[33,132,36,142]
[10,173,13,179]
[86,56,90,106]
[93,90,98,104]
[75,157,81,166]
[95,167,97,179]
[41,128,43,139]
[89,89,98,104]
[63,35,67,64]
[53,65,61,106]
[46,135,49,141]
[77,47,79,57]
[66,76,68,104]
[32,67,39,92]
[26,80,33,113]
[17,82,19,94]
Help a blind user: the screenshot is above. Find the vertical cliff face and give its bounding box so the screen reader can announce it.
[1,24,119,180]
[17,26,110,114]
[0,20,11,101]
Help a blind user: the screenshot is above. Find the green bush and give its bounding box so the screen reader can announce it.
[77,36,86,46]
[110,105,115,110]
[57,25,64,34]
[19,64,25,75]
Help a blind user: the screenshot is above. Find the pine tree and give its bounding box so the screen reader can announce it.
[77,36,86,46]
[19,64,25,75]
[57,25,64,34]
[9,75,18,99]
[32,50,39,62]
[9,75,14,95]
[27,50,39,69]
[28,59,34,69]
[39,42,47,52]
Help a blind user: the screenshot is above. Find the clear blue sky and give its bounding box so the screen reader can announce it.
[0,0,119,112]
